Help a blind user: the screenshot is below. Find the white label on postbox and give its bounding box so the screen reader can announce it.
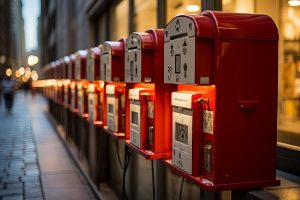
[125,50,142,83]
[130,100,141,148]
[171,91,199,109]
[172,107,193,174]
[88,93,96,122]
[107,95,118,132]
[125,34,142,83]
[87,51,94,82]
[78,90,84,115]
[129,88,143,100]
[106,84,118,131]
[68,62,71,79]
[105,84,115,95]
[164,16,196,84]
[87,84,95,121]
[64,87,68,107]
[203,110,213,134]
[101,43,113,82]
[75,56,81,81]
[101,54,111,82]
[87,84,95,93]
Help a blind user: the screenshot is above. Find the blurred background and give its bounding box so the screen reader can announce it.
[0,0,299,169]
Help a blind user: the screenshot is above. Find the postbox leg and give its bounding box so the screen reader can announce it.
[154,160,166,200]
[200,190,221,200]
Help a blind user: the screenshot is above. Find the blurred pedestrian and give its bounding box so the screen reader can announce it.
[0,76,17,112]
[23,81,31,97]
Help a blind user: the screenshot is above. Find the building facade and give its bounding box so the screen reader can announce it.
[0,0,26,78]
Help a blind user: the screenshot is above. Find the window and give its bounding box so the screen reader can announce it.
[167,0,201,23]
[110,0,129,40]
[222,0,300,147]
[134,0,157,32]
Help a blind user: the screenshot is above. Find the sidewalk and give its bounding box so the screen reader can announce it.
[0,91,93,200]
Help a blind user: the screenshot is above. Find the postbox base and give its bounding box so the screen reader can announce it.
[164,160,280,192]
[103,126,125,139]
[64,105,71,109]
[93,121,103,128]
[71,108,79,113]
[125,140,171,160]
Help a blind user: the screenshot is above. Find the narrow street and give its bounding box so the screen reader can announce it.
[0,92,93,200]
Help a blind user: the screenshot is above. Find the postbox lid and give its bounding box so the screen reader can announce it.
[146,28,164,50]
[64,56,70,64]
[202,11,279,40]
[103,38,126,56]
[126,32,152,50]
[70,54,76,61]
[76,49,88,60]
[164,15,214,42]
[126,29,164,50]
[89,46,101,59]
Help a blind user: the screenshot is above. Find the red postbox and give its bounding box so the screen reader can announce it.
[70,54,78,113]
[87,46,104,126]
[63,56,71,108]
[57,59,64,105]
[164,11,279,191]
[124,29,176,159]
[52,61,59,102]
[101,39,126,137]
[75,50,89,118]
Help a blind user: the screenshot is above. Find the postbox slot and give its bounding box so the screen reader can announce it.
[170,33,188,41]
[128,46,138,50]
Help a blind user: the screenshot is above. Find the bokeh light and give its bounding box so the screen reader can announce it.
[31,70,39,80]
[28,55,39,66]
[6,68,12,77]
[15,70,21,78]
[19,67,25,75]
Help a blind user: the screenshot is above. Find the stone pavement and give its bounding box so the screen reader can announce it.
[0,92,43,200]
[0,92,93,200]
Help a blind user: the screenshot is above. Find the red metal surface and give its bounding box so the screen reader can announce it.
[103,126,125,139]
[75,50,88,80]
[163,11,279,191]
[164,160,280,191]
[125,140,171,159]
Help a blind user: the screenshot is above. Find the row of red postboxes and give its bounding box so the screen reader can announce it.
[38,11,280,191]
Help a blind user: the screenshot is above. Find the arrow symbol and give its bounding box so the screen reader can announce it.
[175,19,180,32]
[170,44,174,56]
[131,36,134,45]
[135,66,138,77]
[183,63,187,78]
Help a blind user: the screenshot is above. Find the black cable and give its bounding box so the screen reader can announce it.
[179,177,184,200]
[122,150,127,200]
[122,147,131,200]
[151,160,155,200]
[115,139,124,169]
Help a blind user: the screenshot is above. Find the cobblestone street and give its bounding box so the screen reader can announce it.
[0,92,93,200]
[0,92,44,200]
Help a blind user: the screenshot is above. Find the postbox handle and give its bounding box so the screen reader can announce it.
[239,101,259,111]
